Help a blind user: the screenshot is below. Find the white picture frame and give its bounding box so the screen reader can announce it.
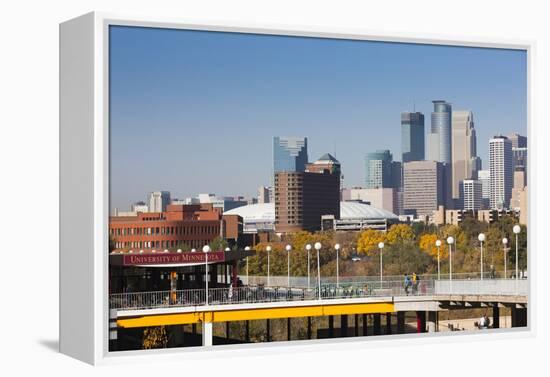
[60,11,534,365]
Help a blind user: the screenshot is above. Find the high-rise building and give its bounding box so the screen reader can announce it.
[273,136,308,173]
[461,179,483,211]
[401,112,425,163]
[275,154,340,232]
[258,186,271,204]
[489,136,513,209]
[427,100,452,163]
[365,150,393,189]
[512,147,528,179]
[451,111,481,203]
[478,170,491,209]
[148,191,171,212]
[507,133,527,149]
[403,160,447,218]
[131,201,149,213]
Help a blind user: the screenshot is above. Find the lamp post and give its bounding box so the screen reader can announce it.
[502,238,508,279]
[225,247,231,252]
[378,242,384,284]
[314,242,322,300]
[266,245,272,286]
[202,245,210,305]
[447,236,454,285]
[306,244,312,289]
[286,244,292,287]
[478,233,486,280]
[244,246,251,285]
[435,240,442,280]
[513,225,521,280]
[335,243,341,288]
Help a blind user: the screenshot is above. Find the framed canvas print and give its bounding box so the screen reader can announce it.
[60,12,532,365]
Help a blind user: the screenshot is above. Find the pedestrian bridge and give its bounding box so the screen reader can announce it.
[110,279,528,346]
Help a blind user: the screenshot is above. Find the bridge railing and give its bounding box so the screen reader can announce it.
[110,280,435,310]
[434,279,528,296]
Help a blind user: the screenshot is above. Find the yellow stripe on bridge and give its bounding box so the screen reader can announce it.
[117,302,395,328]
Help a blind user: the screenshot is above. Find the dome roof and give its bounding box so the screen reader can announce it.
[224,201,397,221]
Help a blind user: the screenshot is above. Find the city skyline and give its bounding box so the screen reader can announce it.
[110,26,527,211]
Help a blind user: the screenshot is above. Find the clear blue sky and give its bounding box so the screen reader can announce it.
[109,25,527,211]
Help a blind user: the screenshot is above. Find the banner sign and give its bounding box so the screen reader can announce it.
[122,251,226,266]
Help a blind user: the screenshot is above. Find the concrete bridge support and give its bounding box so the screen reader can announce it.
[373,314,381,335]
[492,305,500,329]
[386,313,392,334]
[397,311,405,334]
[362,314,368,336]
[341,315,348,337]
[427,311,438,332]
[329,315,334,337]
[511,306,527,327]
[202,322,213,346]
[416,311,426,333]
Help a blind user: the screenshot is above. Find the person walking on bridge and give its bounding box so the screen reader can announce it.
[411,272,418,295]
[404,274,411,295]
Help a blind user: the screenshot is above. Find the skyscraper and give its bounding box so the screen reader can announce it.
[401,112,425,163]
[489,136,513,209]
[148,191,171,212]
[427,100,452,163]
[478,170,491,209]
[273,136,308,173]
[403,160,446,218]
[257,186,271,204]
[507,133,527,149]
[365,150,393,189]
[461,180,483,211]
[275,153,340,232]
[451,110,481,203]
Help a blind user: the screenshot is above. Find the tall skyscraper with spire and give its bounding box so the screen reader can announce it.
[451,110,481,204]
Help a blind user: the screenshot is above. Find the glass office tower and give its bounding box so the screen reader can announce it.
[401,111,425,163]
[365,150,393,189]
[273,136,308,173]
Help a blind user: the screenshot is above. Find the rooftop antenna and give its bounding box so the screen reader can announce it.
[334,141,337,158]
[413,101,416,112]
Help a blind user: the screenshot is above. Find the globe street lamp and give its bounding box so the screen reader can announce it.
[266,245,272,286]
[244,246,251,285]
[225,247,231,252]
[314,242,322,300]
[502,238,508,279]
[378,242,385,284]
[513,225,521,280]
[478,233,486,280]
[202,245,211,305]
[435,240,442,280]
[447,236,454,285]
[335,243,341,288]
[286,244,292,287]
[305,244,312,289]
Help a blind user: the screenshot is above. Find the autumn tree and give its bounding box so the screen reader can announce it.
[356,229,386,256]
[386,224,415,245]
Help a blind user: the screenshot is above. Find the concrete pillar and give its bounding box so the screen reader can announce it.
[226,322,230,339]
[493,305,500,329]
[373,314,381,335]
[192,323,197,334]
[397,311,405,334]
[427,311,437,333]
[287,318,291,341]
[329,315,334,337]
[386,313,392,334]
[307,317,312,339]
[355,314,359,336]
[202,322,213,346]
[362,314,368,336]
[267,319,271,341]
[245,321,250,342]
[512,306,527,327]
[341,315,348,337]
[416,311,426,333]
